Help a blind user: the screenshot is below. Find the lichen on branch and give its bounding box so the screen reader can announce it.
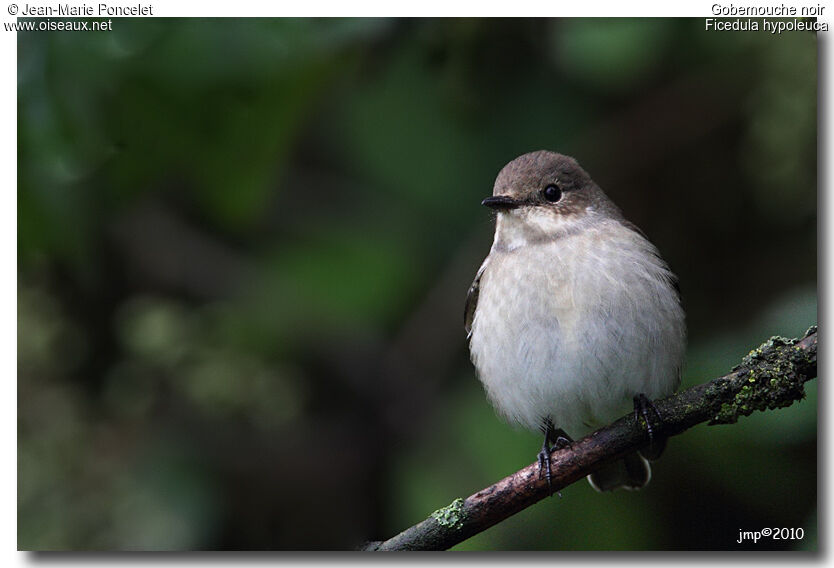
[709,326,816,424]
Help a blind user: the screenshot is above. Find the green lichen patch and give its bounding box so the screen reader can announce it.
[431,498,466,531]
[710,334,813,425]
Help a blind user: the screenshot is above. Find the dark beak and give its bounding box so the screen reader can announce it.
[481,195,520,210]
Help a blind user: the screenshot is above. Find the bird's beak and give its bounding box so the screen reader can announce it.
[481,195,521,210]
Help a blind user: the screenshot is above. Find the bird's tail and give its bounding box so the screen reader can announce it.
[587,452,651,492]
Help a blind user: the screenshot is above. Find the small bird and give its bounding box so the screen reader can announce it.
[465,150,686,492]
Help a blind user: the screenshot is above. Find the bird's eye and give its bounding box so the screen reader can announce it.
[542,184,562,202]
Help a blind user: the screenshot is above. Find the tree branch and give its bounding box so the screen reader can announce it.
[363,326,818,551]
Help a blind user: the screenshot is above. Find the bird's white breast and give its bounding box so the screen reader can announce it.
[469,215,685,436]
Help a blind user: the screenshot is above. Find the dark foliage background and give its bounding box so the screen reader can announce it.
[18,18,816,550]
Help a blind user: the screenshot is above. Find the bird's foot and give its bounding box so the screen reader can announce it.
[633,393,665,454]
[537,442,554,496]
[538,418,573,497]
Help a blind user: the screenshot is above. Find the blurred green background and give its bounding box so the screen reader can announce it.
[17,18,817,550]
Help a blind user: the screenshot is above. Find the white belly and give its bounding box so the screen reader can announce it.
[469,226,685,436]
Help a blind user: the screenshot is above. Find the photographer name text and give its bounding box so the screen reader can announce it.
[19,2,152,16]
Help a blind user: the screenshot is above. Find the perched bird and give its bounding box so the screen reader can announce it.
[465,150,686,492]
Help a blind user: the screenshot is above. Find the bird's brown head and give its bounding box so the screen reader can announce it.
[483,151,624,248]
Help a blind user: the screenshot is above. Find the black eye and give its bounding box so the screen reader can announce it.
[542,184,562,202]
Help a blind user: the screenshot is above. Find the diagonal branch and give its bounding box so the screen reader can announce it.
[364,326,818,551]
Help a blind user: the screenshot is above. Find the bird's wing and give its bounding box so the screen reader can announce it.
[464,258,489,340]
[622,219,681,299]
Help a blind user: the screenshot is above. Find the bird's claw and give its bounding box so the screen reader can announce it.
[538,418,572,498]
[633,393,664,445]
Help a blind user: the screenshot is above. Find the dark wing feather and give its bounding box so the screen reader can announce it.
[464,259,488,340]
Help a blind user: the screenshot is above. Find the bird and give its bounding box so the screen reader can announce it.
[464,150,686,492]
